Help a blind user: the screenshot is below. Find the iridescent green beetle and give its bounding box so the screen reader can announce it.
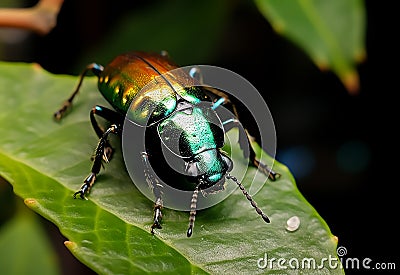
[54,51,278,237]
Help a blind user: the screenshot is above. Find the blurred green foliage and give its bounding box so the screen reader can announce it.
[0,194,60,275]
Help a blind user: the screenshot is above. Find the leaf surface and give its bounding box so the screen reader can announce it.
[0,62,343,274]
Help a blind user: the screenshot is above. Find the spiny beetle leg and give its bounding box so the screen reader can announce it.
[74,124,120,199]
[90,105,124,163]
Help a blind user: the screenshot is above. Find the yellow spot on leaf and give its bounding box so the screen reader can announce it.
[332,235,339,244]
[24,198,37,208]
[64,241,77,250]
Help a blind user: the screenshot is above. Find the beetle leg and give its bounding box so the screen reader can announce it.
[151,197,163,233]
[246,131,279,181]
[141,152,164,234]
[74,124,121,199]
[54,63,104,120]
[223,118,279,181]
[90,105,124,162]
[202,88,280,180]
[222,118,250,158]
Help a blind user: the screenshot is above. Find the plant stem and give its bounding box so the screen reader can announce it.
[0,0,64,35]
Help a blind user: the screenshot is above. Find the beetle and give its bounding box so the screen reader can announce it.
[54,51,279,237]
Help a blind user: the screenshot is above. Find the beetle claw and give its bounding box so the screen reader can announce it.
[151,222,162,234]
[53,101,72,121]
[73,173,96,200]
[254,160,280,181]
[103,145,113,163]
[73,190,86,200]
[151,204,163,234]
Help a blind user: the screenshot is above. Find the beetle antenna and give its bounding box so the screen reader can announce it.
[226,174,270,223]
[187,184,200,237]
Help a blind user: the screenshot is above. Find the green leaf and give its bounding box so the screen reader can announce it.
[254,0,366,94]
[0,62,343,274]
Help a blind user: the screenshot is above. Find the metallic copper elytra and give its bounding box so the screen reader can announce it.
[98,52,179,114]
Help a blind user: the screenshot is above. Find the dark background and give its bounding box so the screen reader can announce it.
[1,0,398,273]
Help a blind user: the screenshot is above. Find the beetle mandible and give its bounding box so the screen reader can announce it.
[54,51,279,237]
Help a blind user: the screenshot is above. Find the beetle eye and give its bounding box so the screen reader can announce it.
[220,153,233,172]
